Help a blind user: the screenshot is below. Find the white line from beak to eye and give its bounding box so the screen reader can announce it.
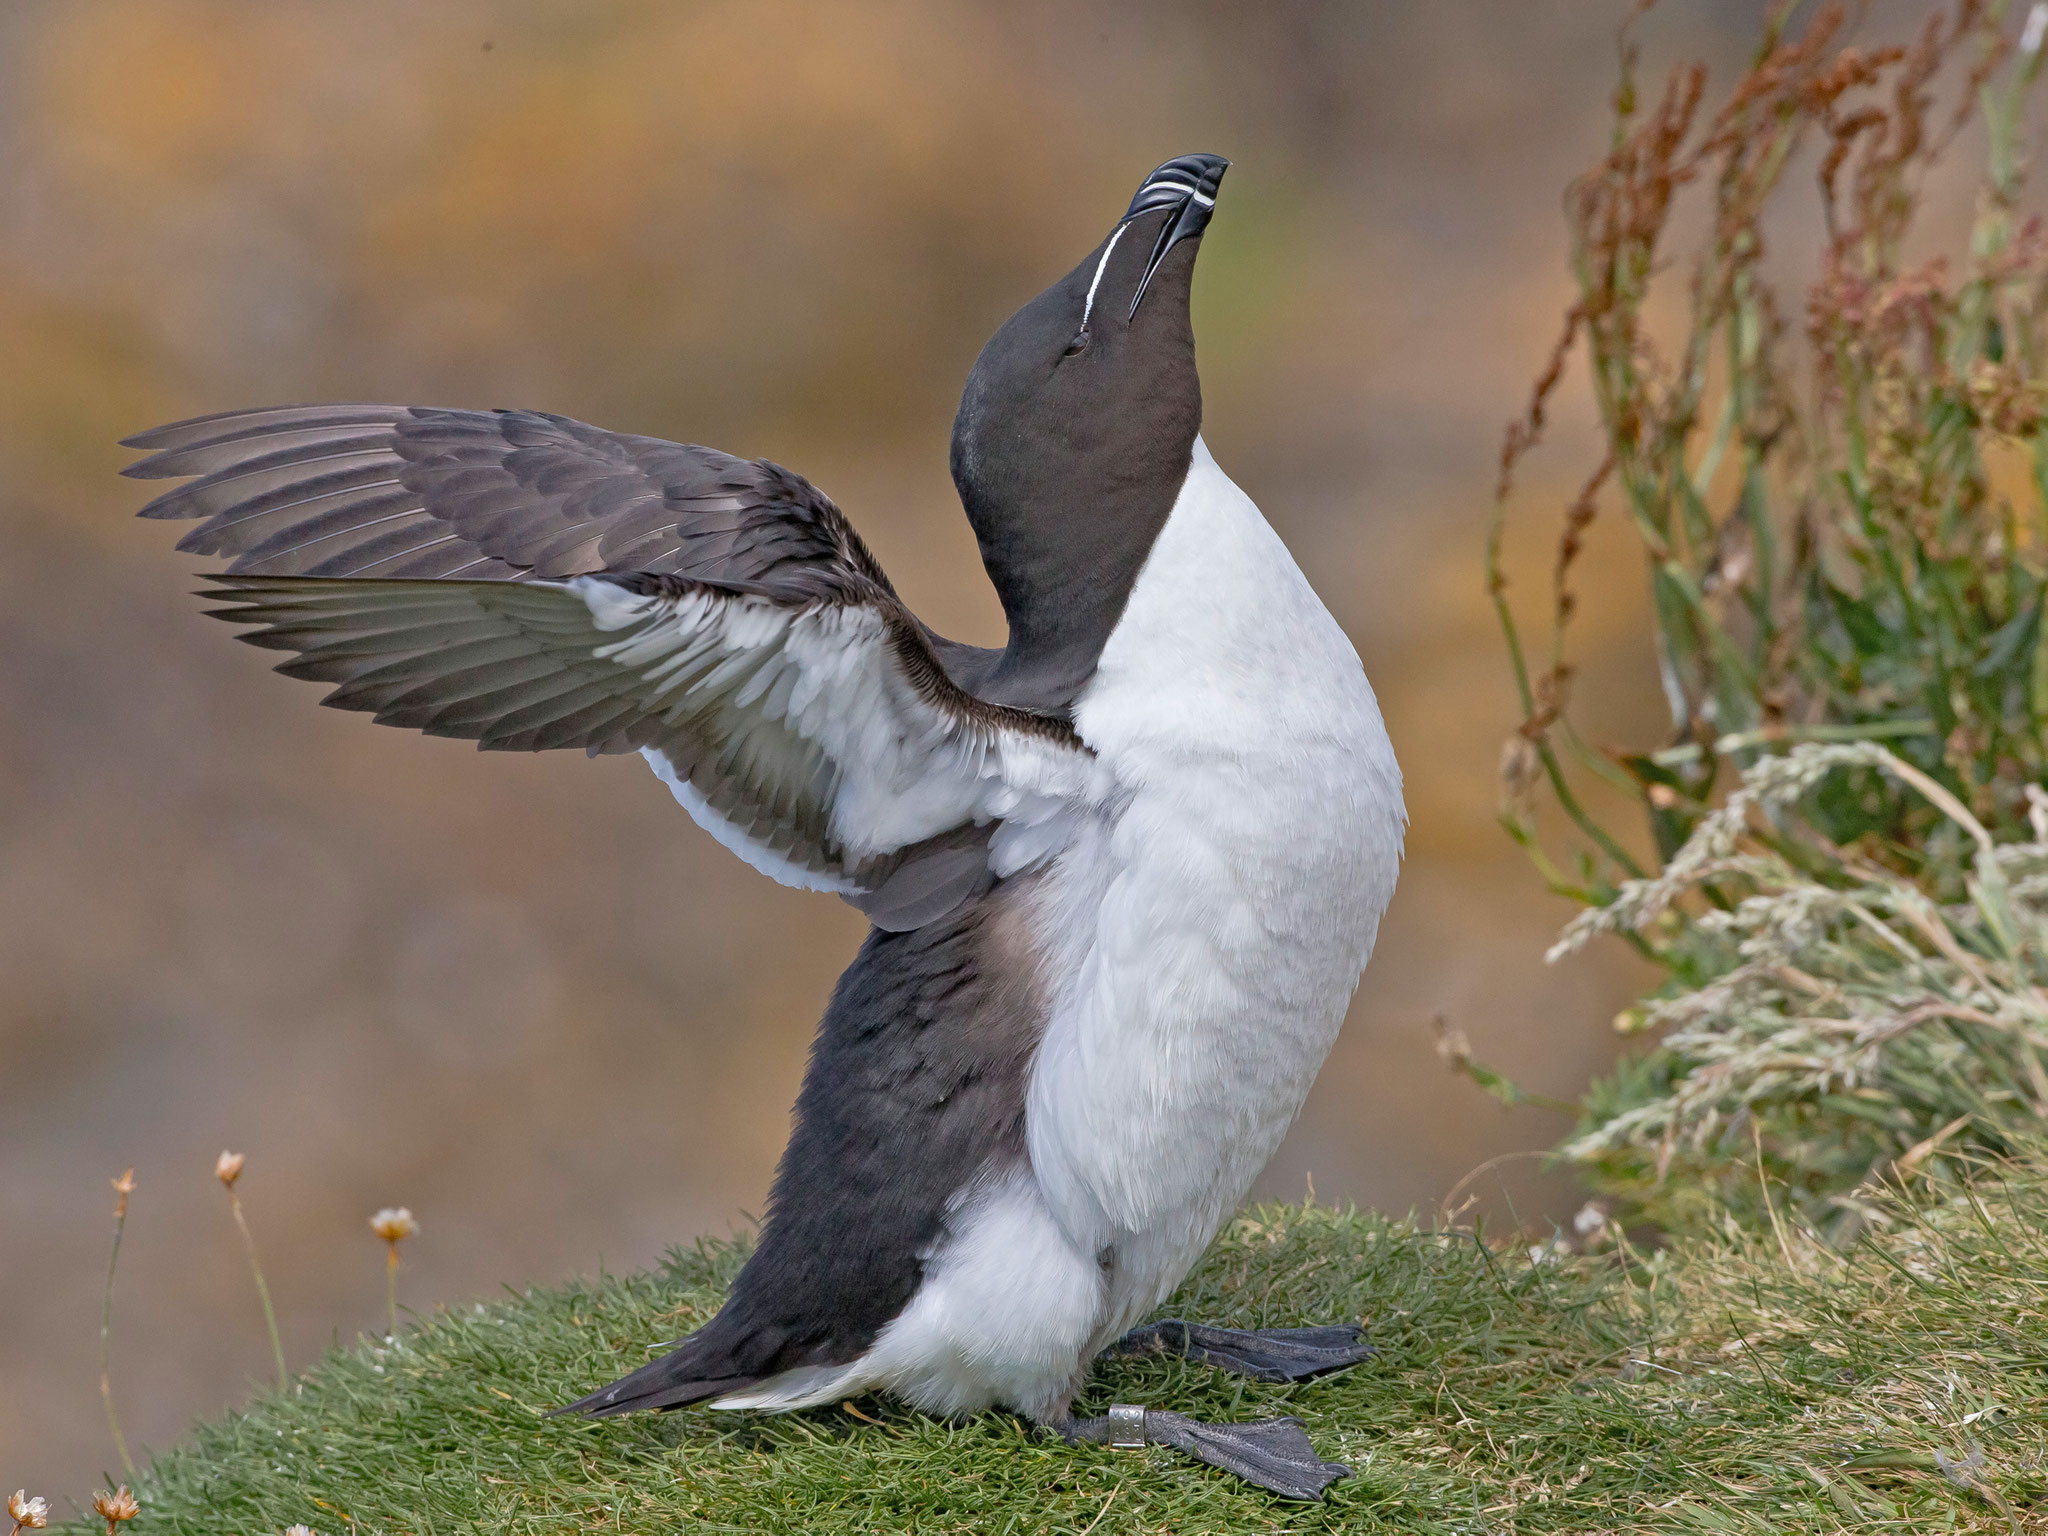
[1081,220,1132,334]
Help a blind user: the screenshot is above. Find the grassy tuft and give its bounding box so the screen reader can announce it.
[1548,740,2048,1232]
[73,1163,2048,1535]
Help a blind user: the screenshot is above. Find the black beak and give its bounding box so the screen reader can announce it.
[1122,153,1229,319]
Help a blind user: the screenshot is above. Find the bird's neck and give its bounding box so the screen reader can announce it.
[962,448,1193,716]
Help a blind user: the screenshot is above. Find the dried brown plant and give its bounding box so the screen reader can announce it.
[7,1491,49,1535]
[90,1487,137,1535]
[1490,0,2048,905]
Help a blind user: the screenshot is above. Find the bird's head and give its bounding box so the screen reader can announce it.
[952,153,1229,711]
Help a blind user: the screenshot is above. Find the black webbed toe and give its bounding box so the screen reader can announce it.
[1114,1319,1376,1382]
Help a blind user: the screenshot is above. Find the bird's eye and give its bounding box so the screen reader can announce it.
[1062,330,1090,358]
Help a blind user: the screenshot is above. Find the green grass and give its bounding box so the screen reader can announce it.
[76,1158,2048,1536]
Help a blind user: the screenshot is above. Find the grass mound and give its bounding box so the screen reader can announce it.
[89,1164,2048,1536]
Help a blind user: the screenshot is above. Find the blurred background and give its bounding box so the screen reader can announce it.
[0,0,1842,1495]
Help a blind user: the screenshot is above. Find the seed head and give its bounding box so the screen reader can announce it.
[9,1491,50,1530]
[370,1207,419,1244]
[1431,1018,1474,1071]
[215,1149,246,1189]
[91,1487,139,1529]
[109,1168,137,1218]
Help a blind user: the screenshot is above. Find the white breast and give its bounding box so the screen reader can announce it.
[1026,436,1405,1337]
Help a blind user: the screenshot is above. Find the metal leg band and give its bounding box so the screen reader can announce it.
[1105,1402,1148,1448]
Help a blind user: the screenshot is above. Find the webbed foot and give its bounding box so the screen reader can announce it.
[1113,1320,1375,1382]
[1059,1405,1349,1501]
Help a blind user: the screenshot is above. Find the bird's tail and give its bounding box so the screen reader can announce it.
[552,1334,756,1418]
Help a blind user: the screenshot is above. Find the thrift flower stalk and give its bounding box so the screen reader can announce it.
[100,1169,137,1478]
[370,1207,419,1336]
[217,1150,287,1388]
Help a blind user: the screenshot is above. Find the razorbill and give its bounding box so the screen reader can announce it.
[122,153,1405,1500]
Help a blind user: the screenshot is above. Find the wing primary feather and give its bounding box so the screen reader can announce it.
[228,505,431,568]
[332,531,464,577]
[119,404,410,454]
[149,464,404,524]
[124,424,406,480]
[149,439,396,493]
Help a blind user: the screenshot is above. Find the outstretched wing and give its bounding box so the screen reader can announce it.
[122,403,899,588]
[127,406,1085,929]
